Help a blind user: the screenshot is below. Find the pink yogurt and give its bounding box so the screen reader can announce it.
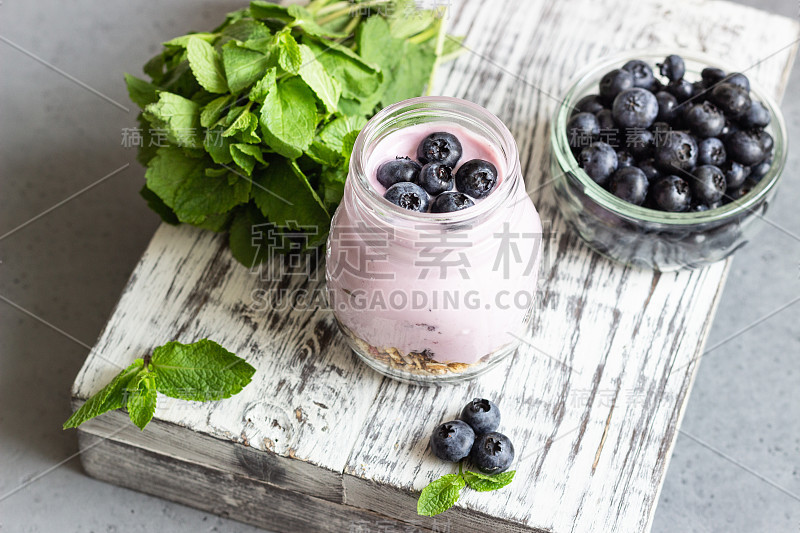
[327,120,542,366]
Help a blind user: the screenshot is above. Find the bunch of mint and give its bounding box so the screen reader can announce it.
[126,0,462,267]
[63,339,255,431]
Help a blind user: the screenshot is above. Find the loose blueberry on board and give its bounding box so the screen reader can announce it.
[722,160,751,189]
[384,182,430,212]
[616,150,635,169]
[460,398,501,434]
[688,165,727,204]
[575,94,605,114]
[701,67,726,86]
[622,59,656,89]
[740,100,771,129]
[638,158,662,182]
[655,91,679,122]
[710,83,751,117]
[650,175,692,212]
[658,54,686,81]
[430,420,475,462]
[470,432,515,474]
[376,157,422,188]
[612,88,659,128]
[697,137,727,167]
[416,162,454,195]
[578,142,618,185]
[726,130,766,165]
[726,72,751,92]
[430,191,475,213]
[608,167,649,205]
[667,78,694,102]
[654,131,698,172]
[567,112,601,151]
[599,68,635,102]
[685,102,725,138]
[416,132,463,168]
[455,159,498,199]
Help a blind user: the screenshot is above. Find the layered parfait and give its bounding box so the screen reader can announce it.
[326,97,542,383]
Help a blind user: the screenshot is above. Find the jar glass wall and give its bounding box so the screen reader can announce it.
[326,97,543,383]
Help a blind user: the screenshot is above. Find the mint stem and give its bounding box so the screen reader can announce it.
[143,353,152,371]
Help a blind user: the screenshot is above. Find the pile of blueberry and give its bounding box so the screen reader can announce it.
[429,398,514,473]
[378,132,499,213]
[568,54,774,212]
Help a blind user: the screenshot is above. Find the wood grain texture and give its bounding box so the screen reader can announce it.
[71,0,799,531]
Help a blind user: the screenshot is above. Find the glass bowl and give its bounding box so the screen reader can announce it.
[550,50,788,271]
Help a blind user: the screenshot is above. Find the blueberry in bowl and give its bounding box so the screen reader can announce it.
[551,50,787,271]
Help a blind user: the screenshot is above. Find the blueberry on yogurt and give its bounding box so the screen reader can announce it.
[430,191,475,213]
[376,156,421,188]
[384,182,429,212]
[455,159,498,199]
[416,162,454,195]
[416,131,463,167]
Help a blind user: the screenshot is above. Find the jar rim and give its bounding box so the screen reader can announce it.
[349,96,523,226]
[551,49,788,227]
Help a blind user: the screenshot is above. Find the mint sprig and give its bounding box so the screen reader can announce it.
[417,463,516,516]
[63,339,255,431]
[126,0,463,267]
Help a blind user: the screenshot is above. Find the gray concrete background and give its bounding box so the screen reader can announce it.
[0,1,798,532]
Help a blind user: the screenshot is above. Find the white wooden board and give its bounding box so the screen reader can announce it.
[71,0,800,531]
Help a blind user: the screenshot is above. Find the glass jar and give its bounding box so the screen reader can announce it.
[550,50,787,271]
[326,97,543,384]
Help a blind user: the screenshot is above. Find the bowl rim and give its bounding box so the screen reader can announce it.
[551,48,788,227]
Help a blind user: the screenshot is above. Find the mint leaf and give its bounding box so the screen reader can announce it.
[304,39,382,101]
[164,32,217,49]
[144,146,206,210]
[200,95,233,128]
[417,474,465,516]
[204,131,234,164]
[463,470,516,492]
[144,92,202,148]
[252,158,329,230]
[389,1,436,39]
[249,1,293,22]
[286,4,347,38]
[229,204,271,267]
[357,16,403,72]
[126,370,158,430]
[275,30,302,74]
[230,143,265,175]
[259,77,316,158]
[306,140,343,167]
[220,19,271,42]
[140,184,179,225]
[320,115,367,153]
[249,67,277,104]
[124,73,159,107]
[150,339,256,401]
[172,171,251,224]
[298,44,341,114]
[63,359,144,429]
[187,37,229,94]
[222,41,273,93]
[380,41,436,107]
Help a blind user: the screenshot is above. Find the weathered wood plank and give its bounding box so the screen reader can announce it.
[72,224,386,503]
[343,1,799,532]
[71,0,800,532]
[78,432,436,533]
